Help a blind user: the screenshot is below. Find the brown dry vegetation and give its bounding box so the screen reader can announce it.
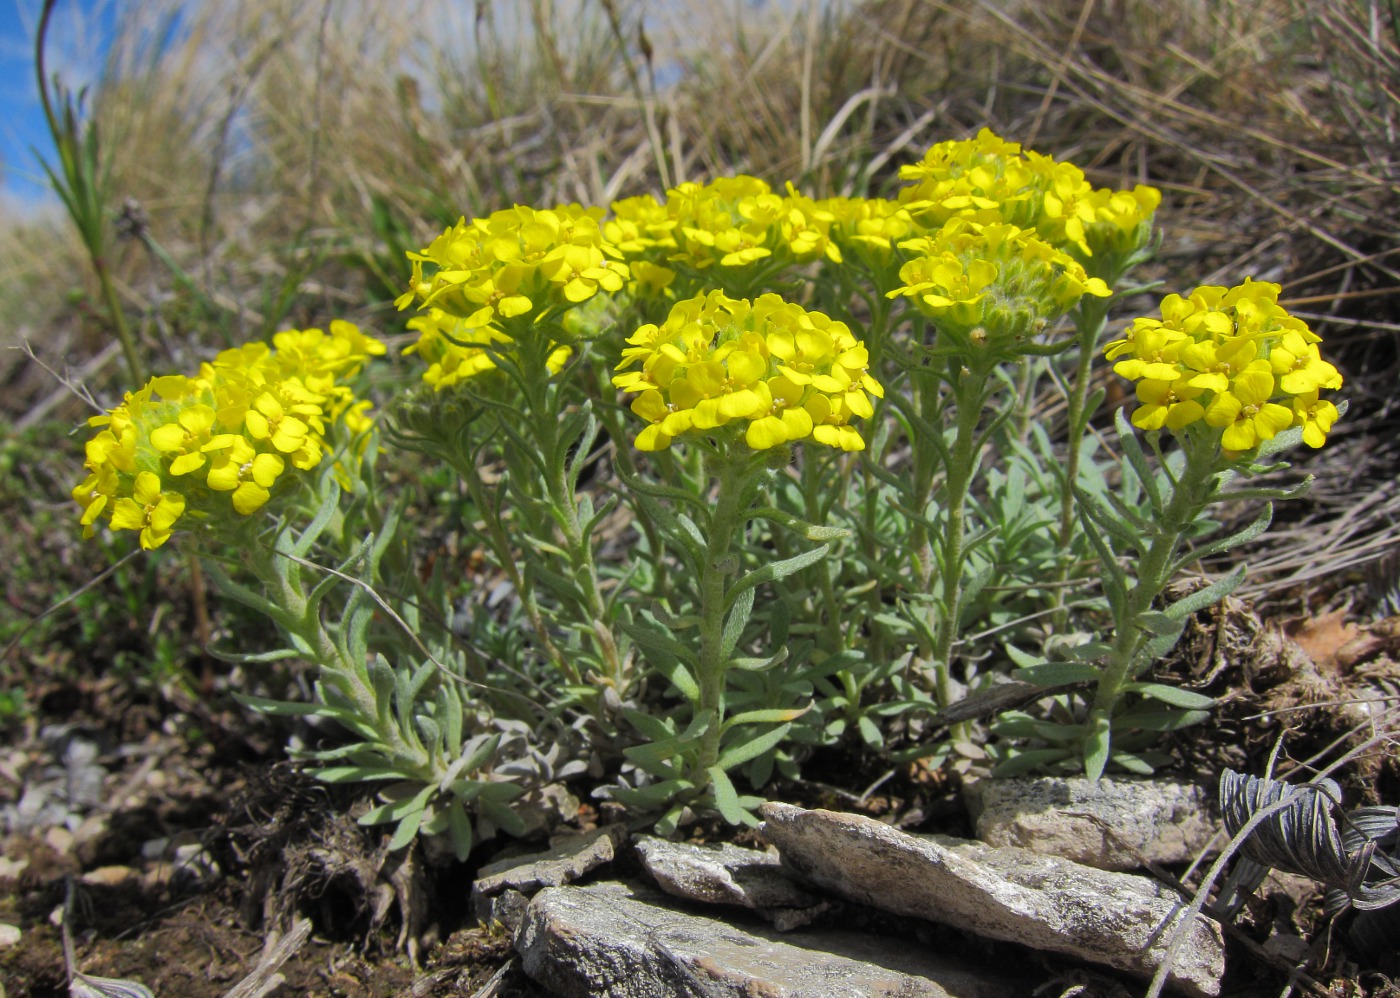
[1,0,1398,995]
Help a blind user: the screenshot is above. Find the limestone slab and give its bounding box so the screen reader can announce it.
[515,880,1027,998]
[760,802,1224,997]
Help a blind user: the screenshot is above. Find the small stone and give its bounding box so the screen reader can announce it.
[82,865,138,888]
[44,826,74,855]
[0,856,29,881]
[515,880,1027,997]
[1262,933,1310,963]
[965,775,1216,870]
[761,802,1224,998]
[143,833,220,891]
[0,923,20,949]
[473,824,626,898]
[634,835,820,911]
[473,887,529,932]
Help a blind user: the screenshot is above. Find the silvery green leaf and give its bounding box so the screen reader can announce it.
[315,766,405,784]
[1011,662,1101,686]
[857,715,883,748]
[480,798,527,837]
[1109,750,1155,775]
[1124,683,1215,710]
[608,778,695,808]
[1163,565,1247,620]
[1136,611,1185,636]
[1083,717,1111,782]
[387,804,426,851]
[1113,705,1211,731]
[621,708,677,743]
[722,705,809,730]
[726,545,830,610]
[990,747,1072,778]
[747,506,852,541]
[1065,641,1111,661]
[1003,644,1047,669]
[729,646,789,672]
[1169,504,1272,577]
[721,587,754,661]
[707,766,751,826]
[447,802,474,862]
[717,723,792,770]
[1115,407,1164,515]
[70,973,155,998]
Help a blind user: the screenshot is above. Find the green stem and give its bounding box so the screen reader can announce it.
[928,360,995,719]
[692,451,754,781]
[519,338,625,690]
[1086,432,1221,764]
[1057,297,1110,548]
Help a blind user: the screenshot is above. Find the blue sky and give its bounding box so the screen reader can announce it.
[0,0,112,214]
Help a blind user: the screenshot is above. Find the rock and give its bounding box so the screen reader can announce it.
[44,826,74,855]
[473,824,627,899]
[965,776,1216,870]
[0,923,19,949]
[142,832,221,891]
[473,886,529,932]
[514,880,1027,997]
[81,865,139,888]
[634,835,827,928]
[760,802,1224,998]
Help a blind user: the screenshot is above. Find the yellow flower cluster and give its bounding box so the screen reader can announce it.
[1105,279,1343,450]
[607,177,842,281]
[613,291,883,452]
[897,127,1161,261]
[396,204,630,327]
[887,218,1111,355]
[73,321,384,549]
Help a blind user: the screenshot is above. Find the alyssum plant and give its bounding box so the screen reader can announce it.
[71,130,1343,852]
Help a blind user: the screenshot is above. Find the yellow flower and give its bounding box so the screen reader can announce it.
[206,436,286,515]
[150,404,218,477]
[1205,364,1295,451]
[71,464,118,537]
[244,391,314,455]
[1269,329,1343,395]
[109,471,185,550]
[1131,377,1206,432]
[1292,392,1340,448]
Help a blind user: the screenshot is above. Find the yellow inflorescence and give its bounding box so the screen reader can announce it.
[1105,279,1343,451]
[396,204,630,326]
[612,291,883,453]
[897,127,1161,260]
[72,321,384,549]
[887,218,1111,353]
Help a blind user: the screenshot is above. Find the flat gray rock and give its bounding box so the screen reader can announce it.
[634,835,825,928]
[473,823,627,899]
[760,802,1224,998]
[965,776,1216,870]
[514,880,1027,997]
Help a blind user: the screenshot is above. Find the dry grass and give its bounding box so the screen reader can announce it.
[1,0,1396,584]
